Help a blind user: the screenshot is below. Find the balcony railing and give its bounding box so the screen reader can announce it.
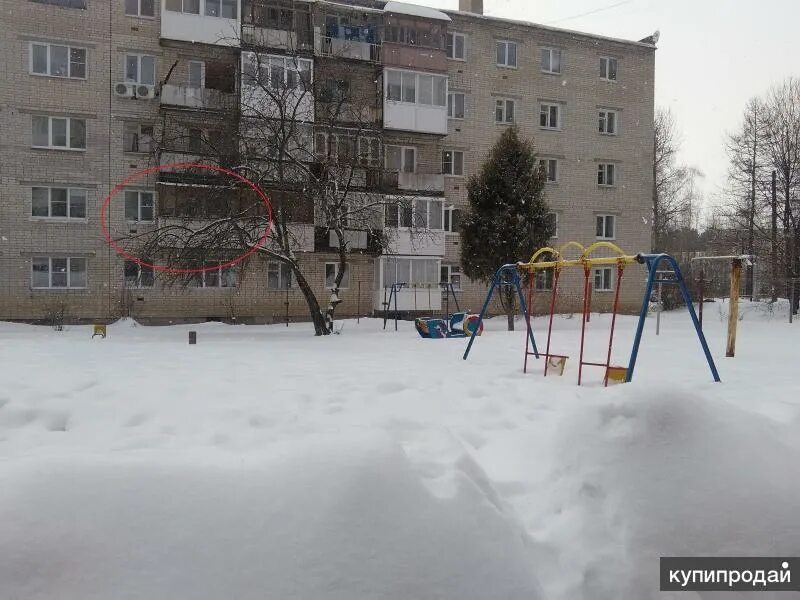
[242,24,312,51]
[160,84,237,111]
[397,172,445,192]
[315,34,381,62]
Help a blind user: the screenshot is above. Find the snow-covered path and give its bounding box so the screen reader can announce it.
[1,302,799,599]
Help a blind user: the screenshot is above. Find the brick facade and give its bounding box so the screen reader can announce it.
[0,0,654,323]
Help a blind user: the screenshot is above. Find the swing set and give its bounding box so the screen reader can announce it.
[462,242,721,385]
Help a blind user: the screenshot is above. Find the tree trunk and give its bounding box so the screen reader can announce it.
[504,285,515,331]
[293,266,331,336]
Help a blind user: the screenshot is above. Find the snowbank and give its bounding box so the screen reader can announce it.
[0,434,545,600]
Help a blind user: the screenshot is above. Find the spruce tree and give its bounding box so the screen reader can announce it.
[460,127,554,330]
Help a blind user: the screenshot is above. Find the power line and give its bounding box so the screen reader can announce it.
[545,0,635,25]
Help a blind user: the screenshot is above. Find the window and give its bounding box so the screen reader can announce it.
[442,150,464,176]
[31,257,87,289]
[124,260,155,288]
[593,266,613,291]
[596,214,616,239]
[597,163,616,186]
[535,268,554,291]
[358,137,380,166]
[440,264,461,290]
[267,262,293,289]
[385,145,415,173]
[125,191,155,222]
[385,199,442,230]
[30,0,86,8]
[205,0,237,18]
[32,116,86,150]
[496,40,517,67]
[546,211,558,238]
[385,70,446,106]
[446,32,466,60]
[319,78,350,103]
[402,71,416,103]
[495,98,515,124]
[541,47,561,74]
[443,206,461,233]
[383,257,439,287]
[257,55,312,91]
[539,103,560,129]
[165,0,200,14]
[125,54,156,85]
[325,263,349,289]
[191,265,238,288]
[539,159,558,183]
[447,92,465,119]
[125,0,155,17]
[188,61,205,88]
[123,123,154,153]
[598,110,618,135]
[600,56,618,81]
[30,43,86,79]
[31,187,87,219]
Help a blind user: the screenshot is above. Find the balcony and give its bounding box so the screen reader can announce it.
[315,34,380,62]
[242,24,312,52]
[160,84,237,111]
[397,172,444,193]
[161,5,240,47]
[384,101,447,135]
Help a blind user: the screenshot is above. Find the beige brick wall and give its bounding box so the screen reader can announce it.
[443,11,655,314]
[0,1,654,323]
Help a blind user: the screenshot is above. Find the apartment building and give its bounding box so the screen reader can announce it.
[0,0,655,324]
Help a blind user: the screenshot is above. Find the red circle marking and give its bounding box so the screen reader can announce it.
[100,162,273,274]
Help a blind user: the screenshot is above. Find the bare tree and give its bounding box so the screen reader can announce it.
[763,78,800,311]
[723,97,771,297]
[113,28,436,335]
[653,108,695,251]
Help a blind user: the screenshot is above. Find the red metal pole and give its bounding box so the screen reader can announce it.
[603,264,625,386]
[523,271,534,373]
[543,269,561,377]
[578,264,591,386]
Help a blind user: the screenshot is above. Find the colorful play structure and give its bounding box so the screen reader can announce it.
[462,241,721,384]
[415,312,484,339]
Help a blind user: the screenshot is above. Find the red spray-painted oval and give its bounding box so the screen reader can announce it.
[100,162,273,274]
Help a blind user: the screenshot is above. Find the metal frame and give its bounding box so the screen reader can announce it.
[462,264,539,361]
[627,253,720,383]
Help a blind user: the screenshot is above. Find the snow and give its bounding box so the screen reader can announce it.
[1,300,799,599]
[383,1,451,22]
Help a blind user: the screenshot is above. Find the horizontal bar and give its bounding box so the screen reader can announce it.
[520,255,638,271]
[580,361,608,367]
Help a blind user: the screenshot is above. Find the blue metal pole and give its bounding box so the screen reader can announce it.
[668,255,721,382]
[626,255,658,382]
[515,274,540,358]
[463,270,501,360]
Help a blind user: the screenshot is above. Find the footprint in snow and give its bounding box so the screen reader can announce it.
[45,411,69,432]
[125,413,149,428]
[376,381,407,394]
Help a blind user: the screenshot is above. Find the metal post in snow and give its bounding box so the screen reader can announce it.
[656,277,662,336]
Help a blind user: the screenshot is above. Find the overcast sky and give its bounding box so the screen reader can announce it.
[419,0,798,211]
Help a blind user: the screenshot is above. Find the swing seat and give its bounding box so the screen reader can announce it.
[546,354,568,376]
[605,366,628,385]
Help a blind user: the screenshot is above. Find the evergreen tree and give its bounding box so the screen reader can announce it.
[460,127,554,330]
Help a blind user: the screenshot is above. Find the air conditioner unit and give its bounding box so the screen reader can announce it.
[114,82,135,98]
[135,84,157,100]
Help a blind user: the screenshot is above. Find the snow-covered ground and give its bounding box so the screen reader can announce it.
[1,300,799,599]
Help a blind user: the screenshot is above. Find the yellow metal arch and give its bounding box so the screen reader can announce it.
[519,240,638,272]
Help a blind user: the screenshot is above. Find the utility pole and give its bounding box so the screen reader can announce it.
[771,170,778,302]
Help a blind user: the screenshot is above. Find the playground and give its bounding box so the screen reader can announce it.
[2,299,800,599]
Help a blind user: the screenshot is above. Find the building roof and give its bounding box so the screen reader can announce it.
[383,1,451,22]
[445,9,656,49]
